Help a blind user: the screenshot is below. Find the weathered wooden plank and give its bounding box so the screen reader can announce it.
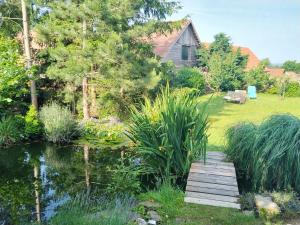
[187,181,239,192]
[207,152,225,156]
[195,160,233,166]
[186,185,239,196]
[188,174,238,186]
[191,164,236,172]
[186,191,239,203]
[184,197,240,209]
[189,168,236,177]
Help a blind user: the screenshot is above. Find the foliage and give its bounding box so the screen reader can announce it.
[282,60,300,73]
[39,103,78,143]
[240,193,256,211]
[24,105,43,138]
[0,116,25,147]
[127,87,208,184]
[272,191,300,219]
[0,35,29,115]
[36,0,180,118]
[245,65,274,91]
[80,120,127,148]
[139,184,184,220]
[107,160,142,196]
[285,81,300,97]
[49,193,135,225]
[197,33,248,92]
[226,114,300,192]
[172,67,205,94]
[138,185,261,225]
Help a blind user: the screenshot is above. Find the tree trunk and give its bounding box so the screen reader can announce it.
[21,0,38,109]
[82,19,90,119]
[82,77,90,120]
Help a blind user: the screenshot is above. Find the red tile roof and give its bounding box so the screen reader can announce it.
[265,67,285,78]
[202,42,260,70]
[232,46,260,71]
[146,20,200,58]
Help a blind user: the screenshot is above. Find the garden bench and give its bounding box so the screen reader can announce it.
[224,90,247,104]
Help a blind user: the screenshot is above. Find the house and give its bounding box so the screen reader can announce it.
[147,20,200,67]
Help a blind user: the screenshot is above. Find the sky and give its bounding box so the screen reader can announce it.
[169,0,300,64]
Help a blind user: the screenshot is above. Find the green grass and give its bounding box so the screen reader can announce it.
[198,93,300,151]
[139,185,262,225]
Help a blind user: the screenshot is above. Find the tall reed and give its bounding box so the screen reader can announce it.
[226,114,300,192]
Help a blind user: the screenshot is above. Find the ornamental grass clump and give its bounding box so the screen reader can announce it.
[40,103,78,143]
[127,87,208,183]
[226,114,300,192]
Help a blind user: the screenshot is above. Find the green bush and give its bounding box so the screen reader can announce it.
[40,103,78,143]
[172,67,205,94]
[226,114,300,192]
[272,191,300,218]
[24,105,43,139]
[127,87,208,184]
[285,82,300,97]
[0,116,24,147]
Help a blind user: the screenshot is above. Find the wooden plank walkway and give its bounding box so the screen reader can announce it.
[184,151,240,209]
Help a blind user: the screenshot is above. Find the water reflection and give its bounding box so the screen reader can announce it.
[0,142,121,224]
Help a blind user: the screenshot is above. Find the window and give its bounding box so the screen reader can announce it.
[181,45,190,60]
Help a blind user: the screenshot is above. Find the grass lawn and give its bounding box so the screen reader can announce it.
[139,185,263,225]
[198,93,300,151]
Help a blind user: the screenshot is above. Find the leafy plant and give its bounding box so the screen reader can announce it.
[127,87,208,184]
[240,193,256,211]
[226,114,300,192]
[39,103,78,143]
[24,105,43,139]
[172,67,205,94]
[272,191,300,219]
[0,116,24,146]
[285,82,300,97]
[139,184,184,221]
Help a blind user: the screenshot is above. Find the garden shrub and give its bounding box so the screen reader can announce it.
[40,103,78,143]
[25,105,43,139]
[226,114,300,193]
[240,193,256,211]
[127,87,208,184]
[172,67,205,95]
[0,116,25,147]
[285,81,300,97]
[272,191,300,218]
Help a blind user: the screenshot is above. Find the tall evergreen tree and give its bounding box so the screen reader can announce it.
[37,0,179,119]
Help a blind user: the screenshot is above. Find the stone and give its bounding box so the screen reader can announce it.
[136,218,147,225]
[148,210,161,221]
[139,201,161,209]
[148,220,157,225]
[243,210,254,216]
[255,195,280,218]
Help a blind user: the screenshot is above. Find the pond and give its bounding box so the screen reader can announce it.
[0,142,123,224]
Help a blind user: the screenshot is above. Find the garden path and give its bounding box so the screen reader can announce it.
[184,151,240,209]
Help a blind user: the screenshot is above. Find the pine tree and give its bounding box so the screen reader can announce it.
[37,0,179,119]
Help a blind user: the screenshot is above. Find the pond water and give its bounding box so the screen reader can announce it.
[0,142,122,224]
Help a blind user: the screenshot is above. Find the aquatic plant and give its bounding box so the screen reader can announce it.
[226,114,300,192]
[127,87,208,184]
[49,193,135,225]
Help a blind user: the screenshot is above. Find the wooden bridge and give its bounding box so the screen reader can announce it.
[184,151,240,209]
